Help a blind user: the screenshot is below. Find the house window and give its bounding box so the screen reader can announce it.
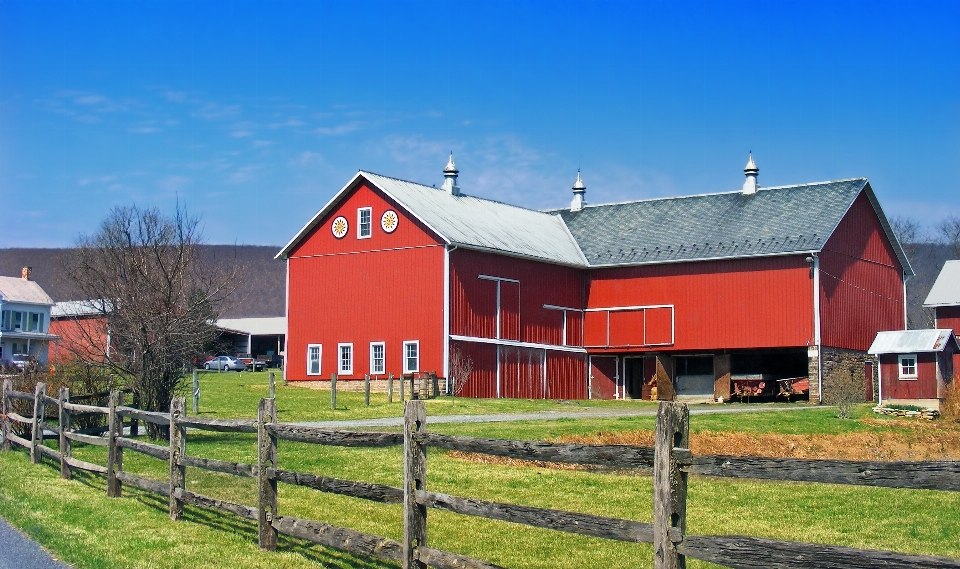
[339,343,353,374]
[29,313,42,332]
[370,342,385,375]
[307,344,322,376]
[403,341,419,374]
[358,207,372,239]
[13,311,23,331]
[898,354,917,379]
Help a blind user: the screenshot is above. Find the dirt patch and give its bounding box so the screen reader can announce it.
[448,419,960,468]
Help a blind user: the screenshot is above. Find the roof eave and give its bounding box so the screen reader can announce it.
[860,182,915,277]
[452,242,588,269]
[585,249,821,269]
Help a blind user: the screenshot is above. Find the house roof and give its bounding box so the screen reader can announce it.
[868,329,959,354]
[553,178,913,272]
[51,299,111,318]
[923,260,960,308]
[215,317,287,336]
[277,171,587,266]
[0,276,54,306]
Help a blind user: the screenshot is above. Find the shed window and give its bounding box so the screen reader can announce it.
[307,344,322,376]
[403,341,419,374]
[370,342,385,375]
[339,343,354,374]
[898,354,917,379]
[358,207,372,239]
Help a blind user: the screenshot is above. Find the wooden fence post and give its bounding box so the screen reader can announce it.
[331,373,337,410]
[1,379,11,452]
[653,401,689,569]
[400,374,405,402]
[106,390,122,497]
[169,397,186,520]
[388,373,394,403]
[258,397,278,551]
[59,387,71,480]
[129,391,139,438]
[193,370,200,415]
[269,372,276,399]
[403,400,427,569]
[31,382,46,464]
[364,374,371,406]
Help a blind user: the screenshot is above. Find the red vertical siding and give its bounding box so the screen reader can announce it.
[450,248,583,346]
[880,353,939,400]
[819,191,905,352]
[500,281,521,340]
[590,356,618,399]
[499,346,544,399]
[546,352,588,399]
[450,340,498,398]
[49,316,109,364]
[586,256,813,352]
[936,306,960,338]
[286,181,445,381]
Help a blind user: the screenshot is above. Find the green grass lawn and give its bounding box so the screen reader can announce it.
[1,373,958,569]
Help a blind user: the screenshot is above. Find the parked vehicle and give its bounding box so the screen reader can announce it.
[204,355,246,372]
[236,353,267,372]
[10,353,36,371]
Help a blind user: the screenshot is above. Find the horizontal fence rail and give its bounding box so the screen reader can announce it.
[3,379,959,569]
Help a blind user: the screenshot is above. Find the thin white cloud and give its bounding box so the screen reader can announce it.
[129,126,161,134]
[315,121,365,136]
[158,175,192,193]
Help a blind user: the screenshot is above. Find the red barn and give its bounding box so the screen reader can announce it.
[869,329,958,410]
[278,155,911,403]
[924,260,960,380]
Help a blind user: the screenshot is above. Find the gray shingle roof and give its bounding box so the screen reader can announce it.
[553,178,909,272]
[0,276,54,305]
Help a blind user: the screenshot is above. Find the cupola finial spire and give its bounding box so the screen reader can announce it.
[570,169,586,211]
[442,152,460,195]
[742,152,759,195]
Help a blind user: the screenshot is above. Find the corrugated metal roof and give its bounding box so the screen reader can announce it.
[0,277,54,305]
[868,329,959,354]
[51,299,110,318]
[278,171,587,267]
[215,317,287,336]
[923,260,960,307]
[553,178,911,272]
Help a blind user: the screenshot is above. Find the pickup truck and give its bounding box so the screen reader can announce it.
[236,353,267,371]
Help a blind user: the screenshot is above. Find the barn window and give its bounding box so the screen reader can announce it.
[898,354,917,379]
[370,342,385,375]
[339,343,354,374]
[358,207,372,239]
[403,341,419,373]
[307,344,322,376]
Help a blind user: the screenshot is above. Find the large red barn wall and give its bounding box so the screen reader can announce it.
[449,248,583,345]
[585,256,814,352]
[819,191,905,352]
[49,316,109,364]
[286,181,445,381]
[936,306,960,338]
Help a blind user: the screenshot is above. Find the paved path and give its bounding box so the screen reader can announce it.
[294,404,821,429]
[0,517,73,569]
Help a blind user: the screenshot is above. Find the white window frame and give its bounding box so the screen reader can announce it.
[370,342,386,375]
[338,343,354,375]
[357,207,372,239]
[307,344,322,376]
[898,354,918,380]
[403,340,420,374]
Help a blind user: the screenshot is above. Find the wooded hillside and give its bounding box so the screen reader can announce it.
[0,246,285,318]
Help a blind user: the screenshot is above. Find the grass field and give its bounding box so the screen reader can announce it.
[1,371,958,569]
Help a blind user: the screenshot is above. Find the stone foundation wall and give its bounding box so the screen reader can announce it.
[817,346,878,405]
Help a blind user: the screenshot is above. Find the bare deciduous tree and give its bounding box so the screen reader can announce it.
[448,344,474,402]
[62,204,239,437]
[889,215,936,329]
[936,213,960,260]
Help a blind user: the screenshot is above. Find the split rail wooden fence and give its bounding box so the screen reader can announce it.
[3,378,960,569]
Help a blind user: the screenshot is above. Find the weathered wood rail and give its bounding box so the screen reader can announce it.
[3,378,959,569]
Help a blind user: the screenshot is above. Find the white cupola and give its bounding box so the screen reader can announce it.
[441,152,460,196]
[570,170,586,212]
[742,152,759,195]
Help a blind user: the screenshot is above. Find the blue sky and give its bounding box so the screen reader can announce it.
[2,0,958,248]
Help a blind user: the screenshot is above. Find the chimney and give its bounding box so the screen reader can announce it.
[742,152,759,195]
[441,152,460,196]
[21,266,32,280]
[570,170,587,212]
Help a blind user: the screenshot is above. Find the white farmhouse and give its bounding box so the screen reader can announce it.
[0,267,58,367]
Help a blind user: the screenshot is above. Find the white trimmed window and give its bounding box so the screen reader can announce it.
[898,354,918,379]
[370,342,385,375]
[358,207,372,239]
[307,344,322,376]
[403,341,419,374]
[339,343,354,374]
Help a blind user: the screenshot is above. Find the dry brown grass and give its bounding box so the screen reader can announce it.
[942,380,960,423]
[450,419,960,468]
